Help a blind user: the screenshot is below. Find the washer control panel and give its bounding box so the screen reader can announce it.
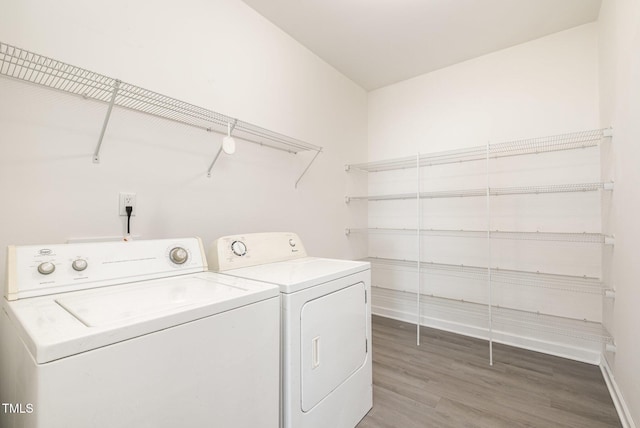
[209,232,307,272]
[5,237,207,301]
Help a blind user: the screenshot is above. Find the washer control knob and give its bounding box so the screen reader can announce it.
[37,262,56,275]
[289,239,296,247]
[169,247,189,264]
[72,259,88,272]
[231,241,247,257]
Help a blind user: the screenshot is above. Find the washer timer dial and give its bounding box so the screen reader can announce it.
[37,262,56,275]
[231,241,247,257]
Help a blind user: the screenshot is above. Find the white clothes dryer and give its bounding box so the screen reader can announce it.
[0,237,280,428]
[209,232,372,428]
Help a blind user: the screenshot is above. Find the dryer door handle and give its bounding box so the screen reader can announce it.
[312,336,321,369]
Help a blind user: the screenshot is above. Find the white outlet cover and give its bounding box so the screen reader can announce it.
[119,192,137,216]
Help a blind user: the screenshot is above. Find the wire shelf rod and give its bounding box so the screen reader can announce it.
[346,181,613,202]
[345,128,610,172]
[491,308,613,344]
[364,257,607,295]
[345,228,611,244]
[372,287,613,344]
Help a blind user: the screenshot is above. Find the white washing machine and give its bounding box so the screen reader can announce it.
[208,232,372,428]
[0,237,280,428]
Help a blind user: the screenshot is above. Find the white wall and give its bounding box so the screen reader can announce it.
[368,23,599,159]
[0,0,368,285]
[363,24,604,362]
[599,0,640,425]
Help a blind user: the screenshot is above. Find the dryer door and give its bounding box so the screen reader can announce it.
[300,281,367,412]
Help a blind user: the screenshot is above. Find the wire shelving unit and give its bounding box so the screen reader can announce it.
[0,41,322,186]
[346,127,615,364]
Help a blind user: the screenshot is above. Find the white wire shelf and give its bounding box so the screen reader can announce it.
[0,41,322,184]
[346,181,613,202]
[364,257,608,295]
[372,287,614,344]
[345,228,613,244]
[346,128,611,172]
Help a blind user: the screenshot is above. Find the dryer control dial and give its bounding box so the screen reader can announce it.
[72,259,88,272]
[37,262,56,275]
[231,240,247,257]
[169,247,189,264]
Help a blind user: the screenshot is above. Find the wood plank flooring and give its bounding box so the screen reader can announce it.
[357,316,621,428]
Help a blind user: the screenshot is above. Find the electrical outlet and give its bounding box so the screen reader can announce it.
[119,192,137,216]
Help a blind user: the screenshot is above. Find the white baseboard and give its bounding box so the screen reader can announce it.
[601,356,637,428]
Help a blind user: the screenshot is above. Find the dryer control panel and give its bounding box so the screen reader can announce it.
[209,232,307,272]
[5,237,207,301]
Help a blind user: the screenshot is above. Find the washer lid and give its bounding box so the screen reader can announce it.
[56,275,253,327]
[222,257,370,294]
[3,272,278,364]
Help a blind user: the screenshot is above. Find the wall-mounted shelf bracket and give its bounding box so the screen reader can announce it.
[207,120,237,178]
[604,181,615,191]
[345,196,351,204]
[604,289,616,299]
[345,228,351,236]
[93,79,121,163]
[206,146,224,178]
[604,235,615,245]
[603,128,614,137]
[344,164,351,172]
[606,343,617,353]
[295,150,322,189]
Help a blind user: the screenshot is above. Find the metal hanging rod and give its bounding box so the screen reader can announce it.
[363,257,609,295]
[345,128,611,172]
[345,181,614,202]
[345,227,614,244]
[0,41,322,184]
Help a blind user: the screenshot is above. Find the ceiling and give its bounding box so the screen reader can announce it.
[241,0,602,91]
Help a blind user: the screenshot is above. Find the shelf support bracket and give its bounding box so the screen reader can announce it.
[206,146,224,178]
[606,343,617,353]
[93,79,121,164]
[295,150,321,189]
[206,120,237,178]
[604,289,616,299]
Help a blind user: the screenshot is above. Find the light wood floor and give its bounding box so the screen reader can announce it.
[357,316,621,428]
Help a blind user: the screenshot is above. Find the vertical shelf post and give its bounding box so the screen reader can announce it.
[486,141,494,366]
[416,153,421,346]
